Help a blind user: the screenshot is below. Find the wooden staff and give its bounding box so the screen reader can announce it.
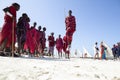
[12,18,15,57]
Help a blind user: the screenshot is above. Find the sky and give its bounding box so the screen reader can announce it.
[0,0,120,56]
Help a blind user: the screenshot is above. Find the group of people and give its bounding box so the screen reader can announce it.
[0,3,76,59]
[111,42,120,60]
[94,42,120,60]
[40,10,76,59]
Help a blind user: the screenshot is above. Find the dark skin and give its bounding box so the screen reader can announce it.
[51,33,54,36]
[14,4,20,11]
[3,7,9,13]
[43,27,46,31]
[58,34,62,58]
[38,26,42,31]
[33,22,37,28]
[26,17,30,22]
[59,35,61,38]
[22,13,28,21]
[68,10,72,17]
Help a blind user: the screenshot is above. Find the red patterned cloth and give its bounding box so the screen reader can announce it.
[29,27,37,54]
[65,16,76,32]
[0,6,17,48]
[48,36,55,47]
[56,37,63,52]
[65,15,76,45]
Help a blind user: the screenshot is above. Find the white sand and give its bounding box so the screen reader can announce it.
[0,56,120,80]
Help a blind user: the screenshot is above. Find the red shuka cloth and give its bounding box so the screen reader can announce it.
[0,6,17,48]
[56,37,63,52]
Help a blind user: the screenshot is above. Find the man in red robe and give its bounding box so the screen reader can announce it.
[36,26,43,57]
[63,35,70,59]
[56,34,63,58]
[41,27,46,57]
[63,10,76,59]
[17,13,28,53]
[0,3,20,52]
[48,32,55,57]
[23,17,30,52]
[29,22,37,57]
[65,10,76,45]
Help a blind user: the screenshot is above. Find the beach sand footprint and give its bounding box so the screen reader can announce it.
[94,74,100,79]
[42,71,49,74]
[112,76,120,80]
[16,75,28,80]
[92,66,98,70]
[101,74,107,79]
[36,71,49,77]
[33,66,37,68]
[0,74,7,80]
[76,73,81,77]
[46,77,52,80]
[74,65,80,68]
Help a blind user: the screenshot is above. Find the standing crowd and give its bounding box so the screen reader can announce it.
[111,42,120,60]
[94,41,120,60]
[0,3,76,59]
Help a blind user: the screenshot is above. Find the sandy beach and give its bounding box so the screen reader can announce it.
[0,56,120,80]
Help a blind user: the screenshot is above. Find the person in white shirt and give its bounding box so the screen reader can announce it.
[94,42,99,59]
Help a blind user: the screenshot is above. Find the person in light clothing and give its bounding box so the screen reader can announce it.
[94,42,99,59]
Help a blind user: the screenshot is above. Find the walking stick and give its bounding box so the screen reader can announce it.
[12,18,15,57]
